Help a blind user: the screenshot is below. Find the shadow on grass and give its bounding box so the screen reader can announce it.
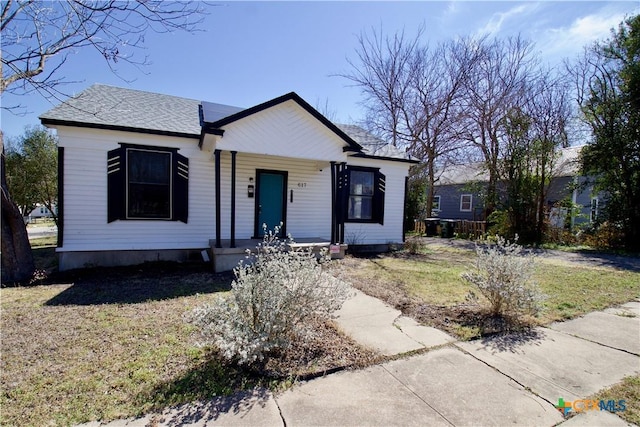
[44,262,233,306]
[414,303,543,345]
[32,246,58,270]
[139,352,272,424]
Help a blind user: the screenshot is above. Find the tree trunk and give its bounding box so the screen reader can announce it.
[426,156,435,217]
[1,138,35,284]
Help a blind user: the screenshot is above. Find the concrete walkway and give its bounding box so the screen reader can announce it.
[334,288,456,355]
[80,296,640,427]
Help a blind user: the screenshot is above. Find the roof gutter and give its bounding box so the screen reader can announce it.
[40,118,201,140]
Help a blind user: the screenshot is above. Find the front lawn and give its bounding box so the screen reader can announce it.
[339,242,640,339]
[1,263,376,426]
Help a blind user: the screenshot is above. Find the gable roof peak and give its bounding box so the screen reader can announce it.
[201,91,363,152]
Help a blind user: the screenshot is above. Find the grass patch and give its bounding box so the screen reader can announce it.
[29,235,57,248]
[591,375,640,425]
[339,242,640,340]
[535,263,640,323]
[1,263,376,426]
[26,218,56,227]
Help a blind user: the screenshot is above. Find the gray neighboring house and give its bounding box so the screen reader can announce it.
[40,84,417,271]
[432,146,601,228]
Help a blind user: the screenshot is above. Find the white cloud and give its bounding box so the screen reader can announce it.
[542,9,633,61]
[446,1,460,16]
[476,4,533,36]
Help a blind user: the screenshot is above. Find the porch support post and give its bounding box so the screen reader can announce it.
[402,176,408,242]
[330,161,336,244]
[230,151,237,248]
[214,149,222,249]
[339,162,347,244]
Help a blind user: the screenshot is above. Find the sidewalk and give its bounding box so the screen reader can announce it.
[80,294,640,427]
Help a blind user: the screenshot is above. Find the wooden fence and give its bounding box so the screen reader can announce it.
[413,219,487,240]
[454,220,487,240]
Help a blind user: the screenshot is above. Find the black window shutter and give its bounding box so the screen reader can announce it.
[173,152,189,223]
[373,171,386,225]
[337,168,350,224]
[107,147,125,223]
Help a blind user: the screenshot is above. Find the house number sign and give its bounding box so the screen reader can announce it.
[297,182,307,188]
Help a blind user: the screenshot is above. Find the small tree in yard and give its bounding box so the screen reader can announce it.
[462,236,544,319]
[191,227,350,366]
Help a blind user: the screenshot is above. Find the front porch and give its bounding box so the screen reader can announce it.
[209,238,347,272]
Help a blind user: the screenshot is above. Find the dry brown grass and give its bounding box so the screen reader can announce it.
[1,262,378,427]
[338,242,640,340]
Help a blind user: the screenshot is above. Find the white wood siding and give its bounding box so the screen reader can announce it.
[56,127,214,252]
[216,100,349,162]
[217,152,332,240]
[54,124,410,254]
[344,157,410,244]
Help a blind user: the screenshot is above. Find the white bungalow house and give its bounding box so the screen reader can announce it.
[27,204,57,220]
[40,84,417,271]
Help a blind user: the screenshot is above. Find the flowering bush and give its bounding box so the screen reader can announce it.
[461,236,544,318]
[190,226,350,365]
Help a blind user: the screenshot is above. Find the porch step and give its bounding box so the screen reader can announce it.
[208,239,347,273]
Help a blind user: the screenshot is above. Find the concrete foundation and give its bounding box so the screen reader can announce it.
[57,248,205,271]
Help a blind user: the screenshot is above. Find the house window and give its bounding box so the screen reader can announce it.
[432,195,441,214]
[460,194,472,212]
[348,170,374,220]
[107,144,189,223]
[342,166,385,224]
[590,197,599,222]
[127,149,172,219]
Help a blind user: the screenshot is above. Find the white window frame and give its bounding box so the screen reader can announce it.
[460,194,472,212]
[432,195,441,214]
[590,197,599,222]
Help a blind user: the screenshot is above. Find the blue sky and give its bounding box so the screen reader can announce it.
[2,1,639,141]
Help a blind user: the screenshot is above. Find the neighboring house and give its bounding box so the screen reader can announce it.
[433,146,600,228]
[27,204,57,219]
[40,84,417,271]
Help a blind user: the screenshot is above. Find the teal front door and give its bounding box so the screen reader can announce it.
[255,170,287,237]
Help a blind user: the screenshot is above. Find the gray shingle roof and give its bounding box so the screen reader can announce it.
[40,84,415,162]
[437,146,584,185]
[336,124,416,162]
[39,84,204,136]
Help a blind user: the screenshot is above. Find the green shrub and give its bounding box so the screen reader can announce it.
[487,210,512,238]
[578,221,626,250]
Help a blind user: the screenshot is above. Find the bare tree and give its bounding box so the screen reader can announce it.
[527,72,571,241]
[458,36,537,215]
[341,27,419,148]
[340,28,479,218]
[407,38,485,215]
[498,71,571,242]
[1,0,206,108]
[1,0,207,283]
